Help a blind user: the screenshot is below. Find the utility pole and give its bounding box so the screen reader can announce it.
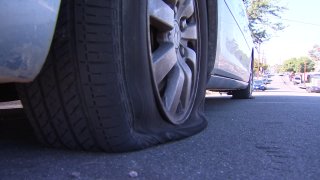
[304,60,307,85]
[257,43,261,77]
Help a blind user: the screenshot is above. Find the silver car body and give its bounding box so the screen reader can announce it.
[0,0,252,88]
[207,0,253,91]
[0,0,61,83]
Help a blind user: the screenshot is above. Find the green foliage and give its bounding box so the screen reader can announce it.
[272,64,283,73]
[282,57,315,73]
[244,0,286,46]
[253,58,268,73]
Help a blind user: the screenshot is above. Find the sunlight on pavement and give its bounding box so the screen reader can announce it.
[205,90,320,98]
[0,100,22,109]
[205,74,320,98]
[252,91,320,97]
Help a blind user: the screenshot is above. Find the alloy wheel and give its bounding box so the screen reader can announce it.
[148,0,200,124]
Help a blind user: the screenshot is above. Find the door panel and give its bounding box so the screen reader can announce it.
[212,0,252,82]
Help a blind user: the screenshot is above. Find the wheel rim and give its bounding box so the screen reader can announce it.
[148,0,199,124]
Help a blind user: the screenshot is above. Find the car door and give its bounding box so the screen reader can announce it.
[213,0,253,82]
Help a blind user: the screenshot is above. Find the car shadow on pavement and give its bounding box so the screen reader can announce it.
[263,87,279,90]
[0,108,38,146]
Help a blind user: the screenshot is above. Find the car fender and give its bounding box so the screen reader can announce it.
[0,0,61,83]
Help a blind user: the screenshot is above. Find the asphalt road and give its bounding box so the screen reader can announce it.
[1,75,320,179]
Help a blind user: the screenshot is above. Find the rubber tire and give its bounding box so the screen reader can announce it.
[16,0,208,152]
[306,87,312,93]
[232,65,253,99]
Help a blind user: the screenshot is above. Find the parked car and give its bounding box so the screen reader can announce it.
[206,0,254,98]
[306,78,320,93]
[253,80,266,91]
[293,75,302,85]
[0,0,253,152]
[306,73,320,83]
[262,75,269,84]
[306,86,320,93]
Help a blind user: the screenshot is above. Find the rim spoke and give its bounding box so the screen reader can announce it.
[180,58,192,108]
[149,0,175,31]
[177,0,194,19]
[148,0,198,123]
[164,65,185,114]
[185,47,197,71]
[152,43,177,84]
[181,24,197,40]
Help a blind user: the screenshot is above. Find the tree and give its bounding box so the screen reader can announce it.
[282,57,315,73]
[272,64,283,73]
[309,44,320,61]
[253,59,268,73]
[244,0,286,46]
[244,0,286,77]
[309,44,320,71]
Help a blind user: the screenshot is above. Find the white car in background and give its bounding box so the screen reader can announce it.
[305,73,320,92]
[293,75,302,85]
[306,78,320,93]
[0,0,253,152]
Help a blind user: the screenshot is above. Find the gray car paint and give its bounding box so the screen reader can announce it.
[0,0,60,83]
[207,0,253,90]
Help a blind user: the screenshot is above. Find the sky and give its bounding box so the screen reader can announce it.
[262,0,320,65]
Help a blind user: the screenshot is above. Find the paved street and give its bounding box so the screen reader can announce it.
[0,75,320,179]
